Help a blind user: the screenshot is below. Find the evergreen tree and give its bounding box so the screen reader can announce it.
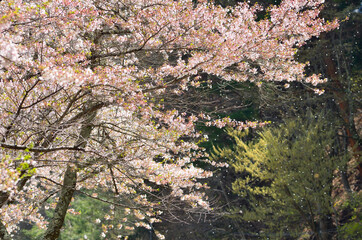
[212,114,348,239]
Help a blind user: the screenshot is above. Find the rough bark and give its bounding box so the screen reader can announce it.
[324,56,361,179]
[0,191,9,209]
[0,191,11,240]
[42,165,77,240]
[319,215,331,240]
[340,170,352,195]
[42,103,98,240]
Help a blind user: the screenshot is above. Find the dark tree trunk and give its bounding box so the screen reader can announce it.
[42,102,98,240]
[318,215,331,240]
[42,165,77,240]
[0,191,11,240]
[324,56,361,180]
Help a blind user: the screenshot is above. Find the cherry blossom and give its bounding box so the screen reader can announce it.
[0,0,338,239]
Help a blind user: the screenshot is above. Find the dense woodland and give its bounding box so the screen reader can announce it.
[0,0,361,239]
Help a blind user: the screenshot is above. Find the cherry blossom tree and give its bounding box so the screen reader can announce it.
[0,0,338,239]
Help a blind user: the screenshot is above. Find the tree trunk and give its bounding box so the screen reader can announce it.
[340,170,352,195]
[324,56,361,179]
[0,191,11,240]
[42,165,77,240]
[319,215,330,240]
[42,102,98,240]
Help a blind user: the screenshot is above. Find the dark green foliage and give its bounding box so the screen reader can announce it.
[338,192,362,240]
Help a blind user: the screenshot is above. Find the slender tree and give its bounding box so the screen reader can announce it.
[212,114,348,239]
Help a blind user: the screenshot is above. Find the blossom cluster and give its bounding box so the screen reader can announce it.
[0,0,338,237]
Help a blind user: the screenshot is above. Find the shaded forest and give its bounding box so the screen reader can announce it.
[154,1,362,239]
